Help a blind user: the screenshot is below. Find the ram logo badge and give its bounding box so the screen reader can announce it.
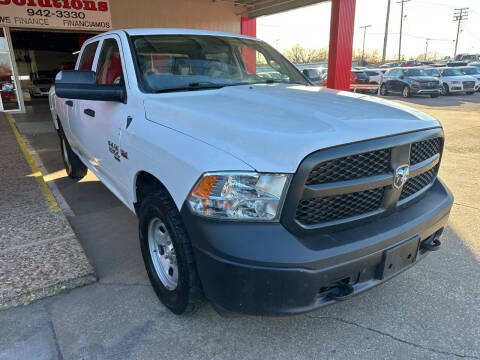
[394,164,410,189]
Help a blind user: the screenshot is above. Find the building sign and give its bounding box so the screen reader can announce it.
[0,0,111,31]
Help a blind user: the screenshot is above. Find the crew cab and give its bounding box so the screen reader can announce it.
[50,29,453,315]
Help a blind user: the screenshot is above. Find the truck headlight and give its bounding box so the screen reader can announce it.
[188,172,291,221]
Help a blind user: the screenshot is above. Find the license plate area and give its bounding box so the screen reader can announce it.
[376,236,420,280]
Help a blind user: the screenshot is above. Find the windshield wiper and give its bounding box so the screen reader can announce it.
[259,79,307,85]
[155,82,226,93]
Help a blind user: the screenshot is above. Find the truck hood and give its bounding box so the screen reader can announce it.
[144,84,440,173]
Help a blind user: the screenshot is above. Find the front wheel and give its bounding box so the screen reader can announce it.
[402,85,411,98]
[441,83,449,96]
[59,131,87,179]
[380,84,388,96]
[138,191,203,314]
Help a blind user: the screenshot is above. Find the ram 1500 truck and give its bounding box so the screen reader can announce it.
[50,29,453,315]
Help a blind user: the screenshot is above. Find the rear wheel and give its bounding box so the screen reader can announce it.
[138,190,203,314]
[466,91,474,95]
[402,85,411,98]
[380,84,388,96]
[59,131,87,179]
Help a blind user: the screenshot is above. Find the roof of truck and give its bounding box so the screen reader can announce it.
[118,28,257,40]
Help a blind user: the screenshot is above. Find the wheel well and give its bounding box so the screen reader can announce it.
[134,171,169,212]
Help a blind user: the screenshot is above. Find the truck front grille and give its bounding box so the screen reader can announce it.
[410,137,441,165]
[283,130,444,232]
[400,167,436,200]
[296,188,385,225]
[463,81,475,89]
[306,149,391,185]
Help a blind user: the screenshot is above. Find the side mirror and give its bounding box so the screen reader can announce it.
[55,70,126,103]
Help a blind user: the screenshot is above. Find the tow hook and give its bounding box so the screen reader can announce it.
[420,236,442,252]
[327,282,355,301]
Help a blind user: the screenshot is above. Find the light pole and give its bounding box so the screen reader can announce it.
[425,39,430,60]
[382,0,391,63]
[397,0,411,61]
[453,8,469,57]
[360,25,372,65]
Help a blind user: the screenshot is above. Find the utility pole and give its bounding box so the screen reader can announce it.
[382,0,391,63]
[425,39,430,60]
[360,25,372,65]
[453,8,469,58]
[397,0,410,61]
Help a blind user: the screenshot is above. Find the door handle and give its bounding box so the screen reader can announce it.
[84,109,95,117]
[65,100,73,107]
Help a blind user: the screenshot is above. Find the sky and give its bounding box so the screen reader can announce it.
[257,0,480,60]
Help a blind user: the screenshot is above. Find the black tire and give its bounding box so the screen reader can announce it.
[402,85,411,98]
[430,93,440,98]
[138,190,203,314]
[466,91,474,95]
[380,84,388,96]
[59,131,88,179]
[442,83,449,96]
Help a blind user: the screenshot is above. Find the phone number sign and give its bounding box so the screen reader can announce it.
[0,0,112,31]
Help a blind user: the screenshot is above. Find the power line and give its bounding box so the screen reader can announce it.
[453,7,469,57]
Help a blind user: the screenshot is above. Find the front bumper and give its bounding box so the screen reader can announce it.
[181,179,453,315]
[410,87,441,95]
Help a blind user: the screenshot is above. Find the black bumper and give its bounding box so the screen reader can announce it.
[181,179,453,315]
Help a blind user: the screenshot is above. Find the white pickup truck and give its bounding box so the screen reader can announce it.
[50,28,453,315]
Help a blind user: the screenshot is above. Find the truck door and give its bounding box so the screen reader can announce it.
[78,35,130,199]
[67,40,100,153]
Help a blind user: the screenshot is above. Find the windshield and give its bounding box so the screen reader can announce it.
[401,68,426,76]
[441,68,463,76]
[424,68,440,77]
[130,35,309,93]
[460,67,479,75]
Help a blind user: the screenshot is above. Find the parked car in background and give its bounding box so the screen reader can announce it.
[437,67,478,95]
[458,66,480,91]
[468,62,480,70]
[365,69,383,85]
[380,61,405,68]
[351,70,369,84]
[380,68,442,98]
[455,54,480,62]
[302,68,324,86]
[30,78,54,97]
[404,60,423,67]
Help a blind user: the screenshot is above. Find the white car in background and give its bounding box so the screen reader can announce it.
[30,78,54,97]
[364,69,384,85]
[458,66,480,91]
[425,67,478,95]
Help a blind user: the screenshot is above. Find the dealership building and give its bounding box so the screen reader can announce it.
[0,0,356,113]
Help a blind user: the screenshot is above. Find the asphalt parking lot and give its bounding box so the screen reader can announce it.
[1,93,479,360]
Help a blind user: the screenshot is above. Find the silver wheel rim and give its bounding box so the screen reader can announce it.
[381,86,386,95]
[442,85,447,95]
[147,217,178,290]
[403,87,409,97]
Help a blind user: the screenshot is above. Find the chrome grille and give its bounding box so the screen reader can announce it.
[306,149,391,185]
[463,81,475,89]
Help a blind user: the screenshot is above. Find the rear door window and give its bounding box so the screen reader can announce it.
[78,41,99,71]
[96,38,124,85]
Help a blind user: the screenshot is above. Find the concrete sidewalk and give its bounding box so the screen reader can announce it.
[0,113,95,310]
